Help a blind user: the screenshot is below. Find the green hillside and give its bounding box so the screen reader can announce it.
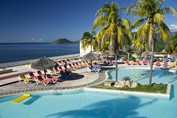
[52,38,73,44]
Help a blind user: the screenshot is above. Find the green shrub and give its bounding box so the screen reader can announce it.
[122,55,128,61]
[122,55,136,61]
[122,76,130,81]
[130,56,136,61]
[135,52,141,56]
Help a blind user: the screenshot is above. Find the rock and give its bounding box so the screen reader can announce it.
[130,81,138,88]
[125,80,131,88]
[104,81,115,87]
[114,80,125,88]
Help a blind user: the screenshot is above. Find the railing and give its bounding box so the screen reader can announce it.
[53,88,63,95]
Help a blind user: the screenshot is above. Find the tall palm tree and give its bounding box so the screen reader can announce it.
[92,2,132,81]
[80,31,97,52]
[128,0,177,85]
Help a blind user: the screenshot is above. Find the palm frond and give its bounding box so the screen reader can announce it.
[132,18,146,29]
[96,7,109,16]
[92,16,108,30]
[153,13,164,25]
[118,18,131,29]
[127,3,138,15]
[159,7,177,16]
[157,21,171,42]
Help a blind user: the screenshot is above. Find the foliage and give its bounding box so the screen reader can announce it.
[128,0,177,52]
[92,81,167,93]
[165,32,177,54]
[122,76,130,81]
[80,31,97,51]
[130,56,136,61]
[128,0,177,85]
[52,38,73,44]
[122,55,136,61]
[92,2,132,53]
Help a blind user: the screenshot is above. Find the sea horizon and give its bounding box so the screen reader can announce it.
[0,43,80,64]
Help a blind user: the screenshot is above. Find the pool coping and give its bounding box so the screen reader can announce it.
[85,83,171,99]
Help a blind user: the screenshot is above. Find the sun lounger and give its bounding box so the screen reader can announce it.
[155,61,161,66]
[37,71,45,77]
[136,60,141,65]
[46,74,58,83]
[125,60,130,65]
[163,62,168,68]
[29,72,40,83]
[18,75,31,84]
[53,67,61,73]
[130,60,135,65]
[142,60,147,65]
[88,66,101,72]
[37,76,51,86]
[170,62,176,68]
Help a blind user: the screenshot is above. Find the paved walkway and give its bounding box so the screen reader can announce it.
[0,67,106,97]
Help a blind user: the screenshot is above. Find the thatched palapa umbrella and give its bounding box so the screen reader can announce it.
[82,52,100,65]
[31,57,56,77]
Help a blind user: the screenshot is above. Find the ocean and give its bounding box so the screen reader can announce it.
[0,43,79,64]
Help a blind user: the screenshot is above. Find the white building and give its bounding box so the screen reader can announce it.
[80,41,93,57]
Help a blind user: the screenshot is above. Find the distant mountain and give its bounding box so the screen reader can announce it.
[52,38,80,44]
[52,38,73,44]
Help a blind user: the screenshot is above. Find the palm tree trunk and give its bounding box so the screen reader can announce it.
[115,52,118,81]
[149,33,155,86]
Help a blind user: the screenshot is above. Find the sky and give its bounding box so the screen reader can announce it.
[0,0,177,43]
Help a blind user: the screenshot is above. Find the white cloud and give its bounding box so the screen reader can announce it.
[31,38,44,42]
[132,28,138,32]
[169,24,177,32]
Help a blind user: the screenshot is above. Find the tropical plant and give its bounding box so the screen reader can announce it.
[92,2,132,81]
[165,32,177,54]
[80,31,97,52]
[128,0,177,85]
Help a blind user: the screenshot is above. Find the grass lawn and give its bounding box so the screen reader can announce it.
[91,81,167,94]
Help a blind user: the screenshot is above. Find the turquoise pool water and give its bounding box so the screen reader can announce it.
[0,67,177,118]
[108,67,177,84]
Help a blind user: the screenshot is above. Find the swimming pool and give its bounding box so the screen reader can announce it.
[1,67,177,118]
[0,87,177,118]
[108,66,177,84]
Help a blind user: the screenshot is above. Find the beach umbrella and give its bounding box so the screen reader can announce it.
[82,52,100,61]
[31,57,56,76]
[101,51,114,57]
[82,52,100,65]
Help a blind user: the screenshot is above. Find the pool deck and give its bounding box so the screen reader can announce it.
[0,66,106,97]
[0,61,174,97]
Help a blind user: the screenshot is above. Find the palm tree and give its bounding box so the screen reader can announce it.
[92,2,132,81]
[80,31,97,52]
[165,32,177,54]
[128,0,177,85]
